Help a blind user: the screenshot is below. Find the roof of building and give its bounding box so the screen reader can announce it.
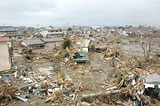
[41,38,64,43]
[0,37,10,42]
[41,28,61,31]
[23,39,45,45]
[146,74,160,84]
[5,32,23,37]
[0,42,11,71]
[0,28,16,32]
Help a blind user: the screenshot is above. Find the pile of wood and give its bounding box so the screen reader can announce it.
[97,47,160,105]
[103,47,120,61]
[0,79,18,105]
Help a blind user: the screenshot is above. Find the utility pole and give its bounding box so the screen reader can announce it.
[67,22,69,28]
[37,24,39,29]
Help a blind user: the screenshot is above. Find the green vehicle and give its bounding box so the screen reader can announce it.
[73,51,89,63]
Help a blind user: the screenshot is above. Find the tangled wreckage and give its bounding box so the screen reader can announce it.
[1,35,160,106]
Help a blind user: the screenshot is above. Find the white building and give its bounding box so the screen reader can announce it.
[40,28,64,37]
[0,39,11,71]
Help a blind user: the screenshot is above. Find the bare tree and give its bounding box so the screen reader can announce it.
[139,37,153,60]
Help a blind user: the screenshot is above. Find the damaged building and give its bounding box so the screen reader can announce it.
[41,38,64,50]
[21,39,45,49]
[0,37,11,71]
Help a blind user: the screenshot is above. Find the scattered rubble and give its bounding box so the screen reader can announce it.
[1,35,160,106]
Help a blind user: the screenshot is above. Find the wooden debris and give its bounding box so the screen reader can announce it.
[0,79,18,104]
[82,88,128,99]
[45,96,56,103]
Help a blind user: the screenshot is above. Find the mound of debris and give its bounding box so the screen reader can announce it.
[0,78,18,105]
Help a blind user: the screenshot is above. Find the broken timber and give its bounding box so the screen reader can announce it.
[81,87,128,99]
[19,82,39,90]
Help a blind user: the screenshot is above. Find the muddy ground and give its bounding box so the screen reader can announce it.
[62,52,113,94]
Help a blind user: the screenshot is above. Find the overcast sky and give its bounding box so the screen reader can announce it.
[0,0,160,27]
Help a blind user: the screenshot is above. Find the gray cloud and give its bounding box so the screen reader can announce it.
[0,0,160,27]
